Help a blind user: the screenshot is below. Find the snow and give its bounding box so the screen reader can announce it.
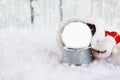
[62,22,92,48]
[0,27,120,80]
[0,0,120,80]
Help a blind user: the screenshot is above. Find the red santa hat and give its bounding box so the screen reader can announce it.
[105,31,120,44]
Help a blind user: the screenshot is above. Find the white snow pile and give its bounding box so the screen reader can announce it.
[0,27,120,80]
[62,22,92,48]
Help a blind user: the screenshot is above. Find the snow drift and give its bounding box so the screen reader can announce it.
[0,27,120,80]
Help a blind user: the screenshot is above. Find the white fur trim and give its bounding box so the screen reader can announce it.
[92,36,116,59]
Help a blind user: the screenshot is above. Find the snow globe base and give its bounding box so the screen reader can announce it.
[61,48,93,65]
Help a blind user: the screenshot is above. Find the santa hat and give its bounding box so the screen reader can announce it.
[85,17,120,58]
[105,31,120,44]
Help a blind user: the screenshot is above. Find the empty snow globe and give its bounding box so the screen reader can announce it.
[57,19,95,65]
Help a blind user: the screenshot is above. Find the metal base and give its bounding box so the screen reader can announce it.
[61,49,93,65]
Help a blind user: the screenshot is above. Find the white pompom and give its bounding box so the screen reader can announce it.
[61,22,92,48]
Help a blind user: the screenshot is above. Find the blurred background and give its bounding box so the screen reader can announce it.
[0,0,120,29]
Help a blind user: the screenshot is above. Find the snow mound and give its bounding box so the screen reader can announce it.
[62,22,92,48]
[0,27,120,80]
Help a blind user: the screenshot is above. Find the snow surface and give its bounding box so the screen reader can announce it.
[62,22,92,48]
[0,27,120,80]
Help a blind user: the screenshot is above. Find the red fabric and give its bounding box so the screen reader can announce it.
[105,31,120,44]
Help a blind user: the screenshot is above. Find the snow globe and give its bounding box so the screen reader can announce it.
[57,19,95,65]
